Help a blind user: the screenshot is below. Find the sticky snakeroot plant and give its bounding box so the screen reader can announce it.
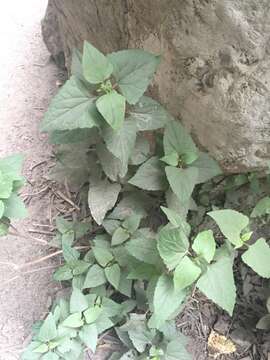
[21,41,270,359]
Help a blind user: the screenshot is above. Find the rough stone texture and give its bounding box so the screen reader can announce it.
[42,0,270,173]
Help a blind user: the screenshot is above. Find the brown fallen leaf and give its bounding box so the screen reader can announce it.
[208,330,236,358]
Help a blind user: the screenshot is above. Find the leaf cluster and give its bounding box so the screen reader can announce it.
[23,42,270,359]
[0,154,27,236]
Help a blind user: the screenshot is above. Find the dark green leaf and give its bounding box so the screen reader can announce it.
[208,209,249,247]
[112,227,130,246]
[49,143,94,188]
[197,256,236,315]
[152,274,187,328]
[41,77,101,132]
[165,166,198,204]
[126,235,160,265]
[83,264,107,288]
[105,263,121,289]
[88,179,121,225]
[93,246,114,267]
[242,238,270,278]
[129,156,166,191]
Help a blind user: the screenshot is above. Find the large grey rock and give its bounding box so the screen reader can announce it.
[42,0,270,173]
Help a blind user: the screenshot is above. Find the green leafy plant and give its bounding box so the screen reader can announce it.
[0,154,27,236]
[22,41,270,359]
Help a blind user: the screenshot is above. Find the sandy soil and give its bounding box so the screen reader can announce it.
[0,1,60,358]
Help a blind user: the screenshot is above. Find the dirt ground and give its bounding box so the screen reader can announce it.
[0,1,61,358]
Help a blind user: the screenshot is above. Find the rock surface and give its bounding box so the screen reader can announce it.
[42,0,270,173]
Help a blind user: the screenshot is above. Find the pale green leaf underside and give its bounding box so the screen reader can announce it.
[192,230,216,263]
[96,90,126,130]
[174,256,201,290]
[208,209,249,247]
[129,156,166,191]
[158,227,189,270]
[196,256,236,315]
[105,263,121,289]
[242,238,270,278]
